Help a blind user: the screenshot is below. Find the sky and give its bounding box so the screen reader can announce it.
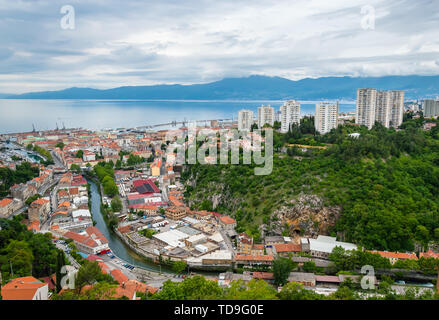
[0,0,438,93]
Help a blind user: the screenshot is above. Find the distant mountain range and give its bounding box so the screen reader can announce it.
[4,75,439,100]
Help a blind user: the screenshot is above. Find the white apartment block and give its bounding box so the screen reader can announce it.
[315,103,339,134]
[389,90,405,128]
[356,88,377,129]
[238,109,254,131]
[257,105,275,128]
[280,100,301,133]
[424,99,439,118]
[376,91,391,128]
[356,89,405,129]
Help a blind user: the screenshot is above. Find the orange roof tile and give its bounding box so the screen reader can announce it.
[1,277,47,300]
[0,198,13,207]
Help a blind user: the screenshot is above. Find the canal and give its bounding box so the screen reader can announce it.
[87,178,173,273]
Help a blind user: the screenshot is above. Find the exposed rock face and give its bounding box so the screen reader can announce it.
[270,194,341,238]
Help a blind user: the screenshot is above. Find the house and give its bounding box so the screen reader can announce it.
[419,250,439,259]
[369,250,418,265]
[11,183,37,201]
[0,198,22,218]
[165,206,188,220]
[315,275,341,288]
[235,254,274,266]
[251,244,265,256]
[301,235,357,260]
[273,243,302,257]
[265,236,285,245]
[219,216,236,231]
[28,198,50,223]
[63,226,109,255]
[237,233,253,254]
[288,272,316,287]
[1,276,49,300]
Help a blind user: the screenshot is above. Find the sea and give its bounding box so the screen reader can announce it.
[0,99,355,134]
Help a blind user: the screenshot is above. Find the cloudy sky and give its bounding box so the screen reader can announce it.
[0,0,438,93]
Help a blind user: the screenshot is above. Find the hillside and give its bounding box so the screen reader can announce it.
[181,117,439,251]
[6,75,439,100]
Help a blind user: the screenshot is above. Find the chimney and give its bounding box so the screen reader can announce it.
[122,282,125,289]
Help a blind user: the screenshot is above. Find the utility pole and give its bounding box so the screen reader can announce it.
[10,261,13,277]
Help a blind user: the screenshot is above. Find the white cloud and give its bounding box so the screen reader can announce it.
[0,0,438,93]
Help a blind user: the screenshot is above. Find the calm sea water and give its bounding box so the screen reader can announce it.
[0,99,355,134]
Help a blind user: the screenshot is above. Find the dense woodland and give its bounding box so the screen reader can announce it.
[183,115,439,252]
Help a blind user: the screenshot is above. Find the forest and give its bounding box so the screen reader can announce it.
[182,116,439,252]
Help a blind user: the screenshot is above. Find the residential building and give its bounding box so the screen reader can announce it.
[28,198,50,224]
[218,216,236,231]
[238,109,254,131]
[375,91,391,127]
[165,206,188,220]
[301,235,357,259]
[356,88,405,129]
[288,272,316,287]
[63,226,109,255]
[369,250,417,265]
[235,254,274,266]
[0,198,22,218]
[424,99,439,118]
[280,100,301,133]
[356,88,377,129]
[314,102,338,134]
[1,276,49,300]
[257,105,275,128]
[237,233,253,254]
[389,90,405,127]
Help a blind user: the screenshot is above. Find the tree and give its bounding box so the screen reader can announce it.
[56,142,65,150]
[0,240,34,279]
[56,250,64,293]
[278,281,325,300]
[75,150,84,159]
[172,261,187,275]
[272,257,296,286]
[224,279,278,300]
[70,164,81,174]
[75,260,103,292]
[111,197,123,212]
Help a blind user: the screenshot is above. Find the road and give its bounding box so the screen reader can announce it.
[219,227,236,258]
[50,150,66,169]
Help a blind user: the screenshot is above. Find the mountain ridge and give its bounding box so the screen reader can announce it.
[5,75,439,100]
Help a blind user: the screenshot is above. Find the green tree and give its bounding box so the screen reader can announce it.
[172,261,187,275]
[272,257,296,286]
[75,260,103,292]
[111,197,123,212]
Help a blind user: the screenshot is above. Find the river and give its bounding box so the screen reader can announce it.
[87,178,172,273]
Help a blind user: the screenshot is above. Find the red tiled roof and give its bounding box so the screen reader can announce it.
[315,275,341,283]
[274,243,302,253]
[252,272,274,280]
[111,268,129,284]
[370,250,418,260]
[219,216,236,224]
[419,250,439,259]
[235,254,274,262]
[0,198,13,207]
[1,276,47,300]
